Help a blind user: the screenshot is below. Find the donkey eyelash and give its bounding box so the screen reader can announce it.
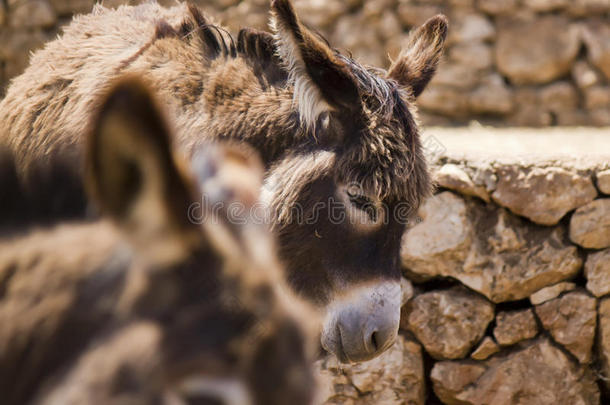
[347,191,378,221]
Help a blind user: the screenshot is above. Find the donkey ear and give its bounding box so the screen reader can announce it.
[388,15,448,98]
[86,77,199,262]
[270,0,360,129]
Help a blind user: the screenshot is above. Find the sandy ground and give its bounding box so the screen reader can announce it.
[422,125,610,169]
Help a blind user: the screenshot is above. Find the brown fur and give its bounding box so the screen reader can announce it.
[0,1,447,360]
[0,78,316,405]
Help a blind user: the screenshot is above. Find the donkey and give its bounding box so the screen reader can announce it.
[0,77,316,405]
[0,0,447,362]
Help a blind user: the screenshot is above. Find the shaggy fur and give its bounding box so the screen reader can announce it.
[0,0,447,360]
[0,78,316,405]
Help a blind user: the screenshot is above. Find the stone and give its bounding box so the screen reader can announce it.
[48,0,93,16]
[9,0,56,29]
[582,20,610,81]
[535,291,597,363]
[429,63,481,90]
[478,0,518,15]
[555,110,591,126]
[397,3,445,27]
[584,85,610,110]
[590,109,610,126]
[448,43,493,70]
[448,0,475,8]
[431,338,600,405]
[539,82,578,115]
[331,12,384,68]
[599,298,610,391]
[493,309,538,346]
[597,169,610,194]
[570,199,610,249]
[0,29,51,81]
[530,282,577,305]
[495,17,580,85]
[568,0,610,16]
[448,12,496,45]
[491,166,597,226]
[434,164,489,202]
[294,0,347,29]
[400,277,415,305]
[468,74,514,115]
[405,287,494,360]
[471,337,500,360]
[471,164,497,193]
[523,0,569,11]
[508,87,553,127]
[316,334,425,405]
[402,192,583,302]
[417,85,469,117]
[572,61,601,89]
[584,249,610,297]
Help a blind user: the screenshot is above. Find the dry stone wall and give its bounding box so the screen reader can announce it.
[2,0,610,126]
[317,151,610,404]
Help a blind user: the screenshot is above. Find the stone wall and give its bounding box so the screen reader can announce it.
[316,132,610,404]
[2,0,610,126]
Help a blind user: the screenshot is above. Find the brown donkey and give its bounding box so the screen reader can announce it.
[0,0,447,362]
[0,78,316,405]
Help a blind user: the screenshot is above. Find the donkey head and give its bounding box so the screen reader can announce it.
[83,77,317,405]
[261,0,447,363]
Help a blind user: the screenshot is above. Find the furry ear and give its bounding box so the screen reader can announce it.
[388,15,448,97]
[269,0,360,130]
[86,77,199,263]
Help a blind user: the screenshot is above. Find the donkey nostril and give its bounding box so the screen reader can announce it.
[370,330,379,351]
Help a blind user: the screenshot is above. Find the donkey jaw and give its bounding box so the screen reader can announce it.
[320,280,402,363]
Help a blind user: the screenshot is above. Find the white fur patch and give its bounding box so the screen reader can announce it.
[269,15,331,132]
[175,376,253,405]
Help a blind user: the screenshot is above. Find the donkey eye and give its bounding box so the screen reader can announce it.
[347,191,378,221]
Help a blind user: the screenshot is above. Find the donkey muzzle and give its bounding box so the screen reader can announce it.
[320,280,401,363]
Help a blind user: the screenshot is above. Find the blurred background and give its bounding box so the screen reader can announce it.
[1,0,609,127]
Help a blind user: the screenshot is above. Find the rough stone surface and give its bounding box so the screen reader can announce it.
[468,74,514,115]
[491,166,597,226]
[599,298,610,391]
[584,85,610,110]
[567,0,610,16]
[572,60,601,89]
[417,85,469,117]
[523,0,569,12]
[48,0,93,16]
[9,0,56,28]
[569,199,610,249]
[539,82,579,115]
[535,291,597,363]
[530,282,577,305]
[434,164,489,202]
[316,334,425,405]
[478,0,518,15]
[471,337,500,360]
[448,12,495,45]
[584,249,610,297]
[495,16,580,85]
[493,309,538,346]
[431,338,600,405]
[596,169,610,194]
[582,19,610,81]
[2,0,610,125]
[402,192,583,302]
[448,43,493,71]
[405,288,494,360]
